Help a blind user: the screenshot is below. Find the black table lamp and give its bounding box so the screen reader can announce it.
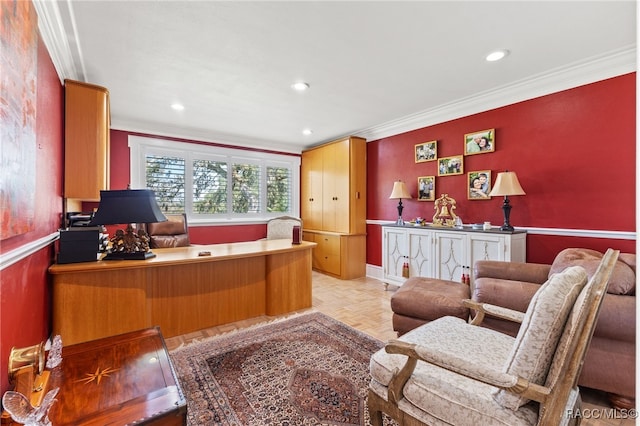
[89,189,167,260]
[488,171,526,231]
[389,181,412,225]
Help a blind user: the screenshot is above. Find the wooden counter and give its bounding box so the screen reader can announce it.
[49,240,315,345]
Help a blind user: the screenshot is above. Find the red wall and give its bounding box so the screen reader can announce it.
[366,74,636,265]
[0,37,64,393]
[1,22,634,397]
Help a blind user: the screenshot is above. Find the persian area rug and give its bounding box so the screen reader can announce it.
[169,311,385,425]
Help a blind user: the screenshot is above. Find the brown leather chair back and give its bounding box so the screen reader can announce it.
[146,213,190,248]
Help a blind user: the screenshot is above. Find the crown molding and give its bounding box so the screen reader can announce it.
[33,0,83,83]
[34,1,636,145]
[355,46,637,143]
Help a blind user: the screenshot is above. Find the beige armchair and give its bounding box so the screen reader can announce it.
[265,216,302,241]
[368,249,619,426]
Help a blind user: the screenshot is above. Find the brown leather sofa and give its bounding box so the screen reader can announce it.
[473,248,636,409]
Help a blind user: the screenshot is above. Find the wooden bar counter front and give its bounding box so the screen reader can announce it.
[49,240,315,346]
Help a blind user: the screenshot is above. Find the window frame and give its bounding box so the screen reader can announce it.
[129,135,300,225]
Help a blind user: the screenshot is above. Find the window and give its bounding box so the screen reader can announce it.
[129,136,300,224]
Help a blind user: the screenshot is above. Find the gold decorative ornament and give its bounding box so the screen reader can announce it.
[8,342,45,383]
[432,194,458,227]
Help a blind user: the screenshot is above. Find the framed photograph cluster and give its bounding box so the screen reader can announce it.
[414,141,437,163]
[438,155,463,176]
[417,176,435,201]
[412,129,496,200]
[464,128,495,155]
[467,170,492,200]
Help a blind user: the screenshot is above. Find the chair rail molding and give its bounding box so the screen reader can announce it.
[367,220,636,241]
[0,232,59,271]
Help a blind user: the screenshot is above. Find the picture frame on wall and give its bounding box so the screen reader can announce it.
[417,176,435,201]
[464,128,495,155]
[437,155,463,176]
[414,141,437,163]
[468,170,492,200]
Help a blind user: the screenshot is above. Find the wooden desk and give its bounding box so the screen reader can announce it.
[49,240,315,345]
[46,327,186,425]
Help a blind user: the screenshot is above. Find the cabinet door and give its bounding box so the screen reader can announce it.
[468,233,506,289]
[322,140,350,233]
[433,231,467,281]
[383,227,408,285]
[64,80,110,200]
[315,234,341,276]
[300,148,323,230]
[469,234,506,263]
[408,230,433,278]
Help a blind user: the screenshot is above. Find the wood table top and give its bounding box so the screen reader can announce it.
[49,239,316,273]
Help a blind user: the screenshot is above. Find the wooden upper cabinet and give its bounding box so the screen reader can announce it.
[300,146,324,230]
[301,136,366,234]
[64,79,111,200]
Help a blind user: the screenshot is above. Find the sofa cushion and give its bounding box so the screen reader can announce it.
[549,249,635,295]
[494,266,588,410]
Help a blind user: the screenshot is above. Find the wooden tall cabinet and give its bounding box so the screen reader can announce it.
[301,136,367,279]
[64,79,111,201]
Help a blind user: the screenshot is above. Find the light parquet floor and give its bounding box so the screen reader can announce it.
[164,271,636,426]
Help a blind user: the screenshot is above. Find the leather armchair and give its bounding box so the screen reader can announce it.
[146,213,190,248]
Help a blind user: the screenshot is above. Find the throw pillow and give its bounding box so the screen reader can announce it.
[549,248,635,295]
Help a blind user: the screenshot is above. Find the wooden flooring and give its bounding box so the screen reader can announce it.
[164,271,636,426]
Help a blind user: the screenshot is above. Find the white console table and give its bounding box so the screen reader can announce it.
[382,224,526,289]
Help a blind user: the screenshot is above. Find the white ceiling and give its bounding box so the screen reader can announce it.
[36,1,636,153]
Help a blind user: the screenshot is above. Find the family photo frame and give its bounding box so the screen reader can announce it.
[417,176,435,201]
[468,170,492,200]
[414,140,437,163]
[464,128,495,155]
[437,155,463,176]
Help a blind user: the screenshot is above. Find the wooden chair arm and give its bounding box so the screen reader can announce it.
[462,299,525,326]
[383,339,551,405]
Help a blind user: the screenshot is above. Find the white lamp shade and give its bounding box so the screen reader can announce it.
[389,181,412,199]
[489,171,526,196]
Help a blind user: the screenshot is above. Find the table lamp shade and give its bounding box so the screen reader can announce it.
[90,189,167,226]
[489,171,526,196]
[488,171,525,231]
[389,181,412,200]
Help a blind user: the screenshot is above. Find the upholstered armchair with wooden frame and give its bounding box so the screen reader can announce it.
[265,216,302,241]
[368,249,619,426]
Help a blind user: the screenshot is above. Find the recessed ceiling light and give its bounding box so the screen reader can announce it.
[291,82,310,92]
[486,49,509,62]
[302,129,313,136]
[171,103,185,111]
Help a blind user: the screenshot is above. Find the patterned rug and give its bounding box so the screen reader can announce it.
[170,312,385,425]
